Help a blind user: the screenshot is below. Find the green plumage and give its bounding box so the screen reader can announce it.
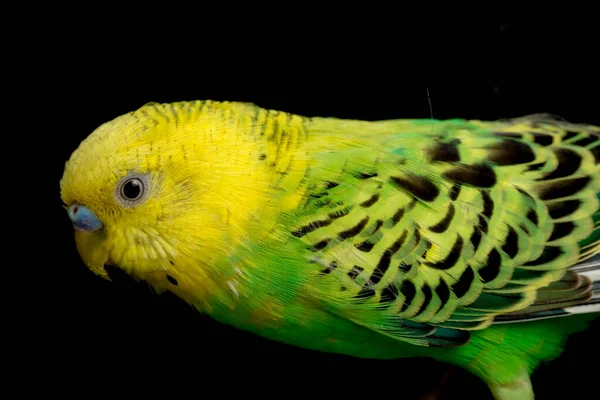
[63,102,600,400]
[206,109,600,400]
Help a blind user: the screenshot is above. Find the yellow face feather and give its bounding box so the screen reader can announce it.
[60,100,308,306]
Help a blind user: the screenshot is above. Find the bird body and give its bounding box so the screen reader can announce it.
[61,100,600,399]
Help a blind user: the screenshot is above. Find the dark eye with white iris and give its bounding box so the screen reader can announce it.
[121,178,144,200]
[116,173,149,206]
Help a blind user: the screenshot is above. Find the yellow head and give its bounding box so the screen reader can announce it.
[60,100,307,304]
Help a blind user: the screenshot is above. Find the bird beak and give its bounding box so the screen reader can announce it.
[74,229,111,281]
[68,204,111,281]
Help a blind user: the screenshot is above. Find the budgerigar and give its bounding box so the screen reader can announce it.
[60,101,600,399]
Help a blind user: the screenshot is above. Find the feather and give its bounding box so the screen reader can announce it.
[61,102,600,400]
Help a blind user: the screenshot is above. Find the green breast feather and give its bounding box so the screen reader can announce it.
[287,114,599,348]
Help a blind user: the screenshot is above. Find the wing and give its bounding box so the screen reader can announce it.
[291,115,600,347]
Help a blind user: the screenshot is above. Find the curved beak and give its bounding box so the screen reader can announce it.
[68,204,111,280]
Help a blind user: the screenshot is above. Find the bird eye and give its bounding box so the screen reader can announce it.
[122,178,144,200]
[116,173,149,206]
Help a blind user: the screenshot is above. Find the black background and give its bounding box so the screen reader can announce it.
[23,21,599,399]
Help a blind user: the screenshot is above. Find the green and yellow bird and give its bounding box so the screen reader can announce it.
[60,100,600,399]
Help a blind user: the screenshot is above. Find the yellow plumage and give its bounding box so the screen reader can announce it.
[61,100,311,307]
[61,100,600,400]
